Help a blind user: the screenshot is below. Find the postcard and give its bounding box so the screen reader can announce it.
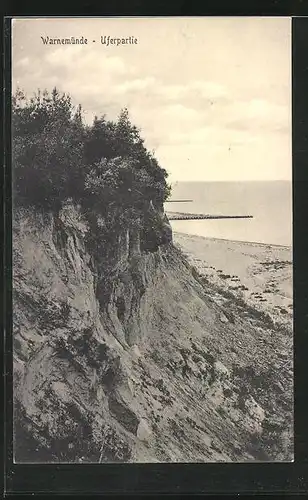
[11,16,293,463]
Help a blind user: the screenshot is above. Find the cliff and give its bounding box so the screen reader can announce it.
[13,202,293,463]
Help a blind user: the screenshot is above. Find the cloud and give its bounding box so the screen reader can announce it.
[151,80,227,105]
[156,84,187,100]
[165,125,260,148]
[44,45,85,65]
[224,99,290,133]
[163,103,201,120]
[45,46,131,76]
[12,17,291,181]
[114,76,157,94]
[12,45,289,142]
[189,81,227,99]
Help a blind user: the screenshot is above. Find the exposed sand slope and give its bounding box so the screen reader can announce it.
[13,209,293,463]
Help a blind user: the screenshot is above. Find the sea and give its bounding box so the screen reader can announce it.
[166,181,292,247]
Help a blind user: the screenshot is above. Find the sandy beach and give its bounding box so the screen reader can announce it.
[173,232,293,331]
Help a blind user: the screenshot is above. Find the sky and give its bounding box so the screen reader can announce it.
[12,17,291,183]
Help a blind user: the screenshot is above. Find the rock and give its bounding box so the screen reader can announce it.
[246,396,265,424]
[137,418,152,442]
[127,379,135,397]
[274,381,285,393]
[219,313,229,323]
[214,360,230,379]
[131,344,141,358]
[108,394,140,435]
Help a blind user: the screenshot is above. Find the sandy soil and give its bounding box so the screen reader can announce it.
[13,208,294,463]
[173,232,293,331]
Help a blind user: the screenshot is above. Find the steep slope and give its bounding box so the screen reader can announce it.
[13,203,293,463]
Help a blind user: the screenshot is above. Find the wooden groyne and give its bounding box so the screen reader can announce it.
[166,212,253,221]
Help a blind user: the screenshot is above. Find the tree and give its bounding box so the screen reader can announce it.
[12,88,171,213]
[84,116,117,165]
[13,87,86,208]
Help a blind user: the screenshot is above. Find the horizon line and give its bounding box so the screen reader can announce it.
[170,179,292,183]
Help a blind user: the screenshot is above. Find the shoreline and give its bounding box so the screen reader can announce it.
[173,231,293,331]
[172,230,292,250]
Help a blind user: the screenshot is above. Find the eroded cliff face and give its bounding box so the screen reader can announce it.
[13,203,293,463]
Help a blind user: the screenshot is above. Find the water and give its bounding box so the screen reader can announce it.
[166,181,292,247]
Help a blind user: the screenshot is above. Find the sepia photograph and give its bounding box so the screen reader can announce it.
[12,16,293,463]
